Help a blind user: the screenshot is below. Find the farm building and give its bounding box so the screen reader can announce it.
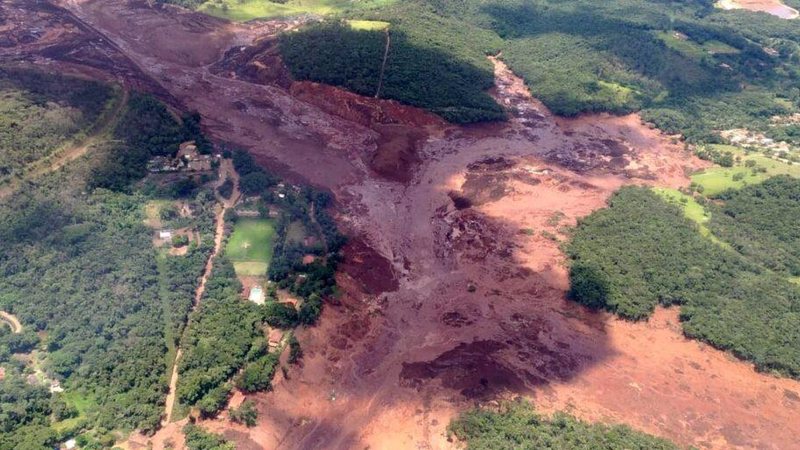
[248,286,265,305]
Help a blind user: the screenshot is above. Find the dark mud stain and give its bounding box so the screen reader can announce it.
[440,311,475,327]
[400,340,542,398]
[448,191,473,210]
[222,429,261,450]
[545,138,632,173]
[340,238,399,295]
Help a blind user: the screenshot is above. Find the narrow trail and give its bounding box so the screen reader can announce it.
[374,29,390,98]
[162,160,241,425]
[0,311,22,334]
[0,87,130,200]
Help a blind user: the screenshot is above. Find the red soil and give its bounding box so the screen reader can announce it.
[5,2,800,449]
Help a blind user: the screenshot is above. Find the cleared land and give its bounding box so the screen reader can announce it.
[691,144,800,195]
[226,219,275,276]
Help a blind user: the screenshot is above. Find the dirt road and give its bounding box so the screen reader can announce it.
[162,159,241,426]
[0,311,22,334]
[11,1,800,449]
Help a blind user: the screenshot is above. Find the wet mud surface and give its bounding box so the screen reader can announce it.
[4,2,800,449]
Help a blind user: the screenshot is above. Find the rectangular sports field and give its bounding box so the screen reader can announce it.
[226,219,275,276]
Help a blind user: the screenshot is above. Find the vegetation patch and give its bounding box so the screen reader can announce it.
[347,19,390,30]
[169,0,395,21]
[0,67,115,179]
[448,400,678,449]
[279,15,505,123]
[567,182,800,377]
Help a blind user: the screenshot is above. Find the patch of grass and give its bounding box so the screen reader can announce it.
[691,145,800,196]
[233,261,269,276]
[143,199,171,228]
[347,19,390,30]
[52,391,97,432]
[654,31,706,60]
[226,219,275,263]
[651,187,728,247]
[198,0,395,21]
[703,40,740,54]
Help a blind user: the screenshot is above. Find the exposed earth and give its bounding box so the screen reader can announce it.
[716,0,800,19]
[3,1,800,449]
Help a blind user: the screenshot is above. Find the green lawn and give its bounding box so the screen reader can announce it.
[347,19,390,31]
[652,187,728,248]
[691,145,800,196]
[226,219,275,276]
[198,0,395,21]
[52,391,97,432]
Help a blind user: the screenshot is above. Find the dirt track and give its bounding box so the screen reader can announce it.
[5,1,800,449]
[162,158,241,427]
[0,311,22,333]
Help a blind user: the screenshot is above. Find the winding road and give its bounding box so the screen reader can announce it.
[0,311,22,334]
[162,158,241,425]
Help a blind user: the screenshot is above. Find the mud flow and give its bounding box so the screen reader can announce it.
[4,1,800,449]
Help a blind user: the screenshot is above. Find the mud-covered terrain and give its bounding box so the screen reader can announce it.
[4,1,800,449]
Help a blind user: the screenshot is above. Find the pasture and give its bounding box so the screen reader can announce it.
[691,145,800,196]
[226,219,275,276]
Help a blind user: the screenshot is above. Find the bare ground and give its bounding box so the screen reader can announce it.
[4,2,800,449]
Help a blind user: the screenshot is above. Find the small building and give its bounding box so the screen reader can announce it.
[63,438,77,450]
[159,230,173,240]
[248,286,265,305]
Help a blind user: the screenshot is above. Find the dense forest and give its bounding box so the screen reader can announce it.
[448,400,678,449]
[279,16,505,123]
[567,179,800,377]
[0,69,218,447]
[275,0,800,140]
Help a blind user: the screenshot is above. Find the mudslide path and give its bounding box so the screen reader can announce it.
[162,160,241,425]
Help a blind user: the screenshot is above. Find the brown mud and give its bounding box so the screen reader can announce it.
[4,2,800,449]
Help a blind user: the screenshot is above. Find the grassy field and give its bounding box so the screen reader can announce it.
[347,19,390,30]
[691,145,800,196]
[198,0,395,21]
[652,187,729,248]
[654,31,740,60]
[51,391,98,432]
[226,219,275,276]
